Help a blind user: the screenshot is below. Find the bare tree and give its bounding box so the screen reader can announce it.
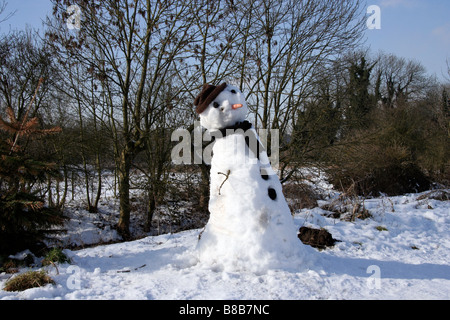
[374,52,434,108]
[219,0,366,182]
[47,0,198,238]
[0,1,15,26]
[0,30,54,121]
[230,0,365,131]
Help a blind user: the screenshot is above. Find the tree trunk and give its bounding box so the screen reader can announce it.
[91,152,102,213]
[199,163,210,212]
[116,149,132,240]
[145,190,156,233]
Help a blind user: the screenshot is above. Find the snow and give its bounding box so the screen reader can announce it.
[1,185,449,300]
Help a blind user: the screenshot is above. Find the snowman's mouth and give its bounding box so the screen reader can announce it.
[232,104,243,110]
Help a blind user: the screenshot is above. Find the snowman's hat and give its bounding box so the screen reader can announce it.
[194,83,227,114]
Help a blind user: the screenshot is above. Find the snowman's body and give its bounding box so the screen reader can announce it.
[194,83,308,272]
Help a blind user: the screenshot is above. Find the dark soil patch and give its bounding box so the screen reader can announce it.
[298,226,340,250]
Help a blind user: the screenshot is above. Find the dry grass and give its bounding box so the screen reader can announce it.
[320,181,372,221]
[3,270,54,292]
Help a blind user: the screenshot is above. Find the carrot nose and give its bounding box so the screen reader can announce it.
[232,104,243,110]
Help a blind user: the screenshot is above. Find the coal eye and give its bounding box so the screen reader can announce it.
[231,90,237,94]
[213,102,220,108]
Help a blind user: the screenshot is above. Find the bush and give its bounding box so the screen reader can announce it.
[326,136,432,196]
[3,270,54,292]
[326,103,436,196]
[0,194,66,255]
[283,182,320,211]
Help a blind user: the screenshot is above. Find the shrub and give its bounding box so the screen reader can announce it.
[325,103,434,196]
[326,137,431,196]
[283,182,320,211]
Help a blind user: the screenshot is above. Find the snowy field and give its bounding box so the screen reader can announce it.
[0,171,449,300]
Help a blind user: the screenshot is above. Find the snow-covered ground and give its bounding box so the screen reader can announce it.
[1,171,449,300]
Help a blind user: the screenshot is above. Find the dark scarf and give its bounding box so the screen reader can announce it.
[215,121,264,160]
[218,120,253,137]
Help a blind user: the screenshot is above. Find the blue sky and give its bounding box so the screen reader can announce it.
[1,0,449,82]
[366,0,449,81]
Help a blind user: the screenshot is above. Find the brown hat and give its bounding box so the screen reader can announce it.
[194,83,227,114]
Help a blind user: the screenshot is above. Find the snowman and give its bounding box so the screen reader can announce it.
[193,83,311,273]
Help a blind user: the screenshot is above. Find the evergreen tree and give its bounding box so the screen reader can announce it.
[0,79,65,255]
[345,57,376,132]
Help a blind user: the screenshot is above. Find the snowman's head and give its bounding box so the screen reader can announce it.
[194,83,248,131]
